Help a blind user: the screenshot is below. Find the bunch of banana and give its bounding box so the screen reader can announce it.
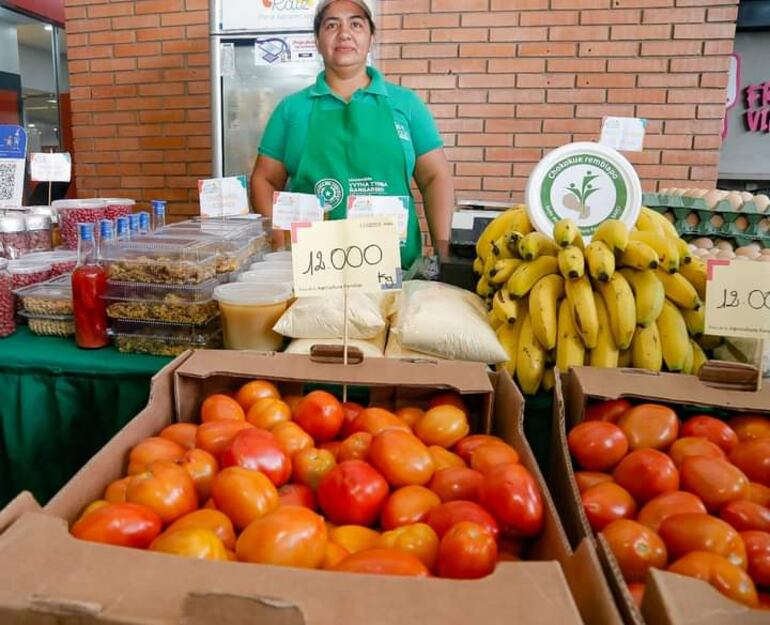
[474,209,715,395]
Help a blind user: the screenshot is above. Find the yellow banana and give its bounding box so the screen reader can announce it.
[476,207,530,260]
[491,231,523,260]
[630,230,679,273]
[556,298,585,372]
[516,310,546,395]
[564,275,599,349]
[658,298,690,372]
[678,258,706,300]
[631,323,663,372]
[489,258,523,285]
[487,308,502,330]
[476,275,494,298]
[557,245,585,280]
[496,313,524,376]
[675,238,693,265]
[492,287,520,324]
[642,206,679,240]
[635,208,665,235]
[542,368,556,392]
[655,269,700,311]
[483,253,497,282]
[589,291,619,368]
[618,348,632,367]
[585,240,616,283]
[619,268,664,327]
[507,255,559,298]
[518,231,559,261]
[592,219,629,254]
[690,339,707,375]
[682,304,705,337]
[529,274,564,351]
[681,339,695,375]
[553,218,583,248]
[472,256,483,276]
[595,272,636,350]
[618,240,660,271]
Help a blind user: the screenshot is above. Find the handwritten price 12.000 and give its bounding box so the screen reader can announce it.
[715,288,770,311]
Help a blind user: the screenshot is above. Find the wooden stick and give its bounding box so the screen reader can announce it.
[342,285,349,403]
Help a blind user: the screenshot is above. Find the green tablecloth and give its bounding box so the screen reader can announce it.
[0,327,172,507]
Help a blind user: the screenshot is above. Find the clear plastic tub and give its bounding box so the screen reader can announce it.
[108,316,222,356]
[247,260,293,272]
[8,259,52,290]
[238,269,293,285]
[101,198,135,222]
[19,310,75,337]
[149,233,253,275]
[101,241,218,285]
[0,259,14,337]
[214,282,291,351]
[263,251,293,263]
[15,279,73,315]
[0,215,29,259]
[25,214,53,252]
[52,199,108,249]
[16,250,77,277]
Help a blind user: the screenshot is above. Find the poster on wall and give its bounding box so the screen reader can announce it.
[220,0,321,32]
[0,125,27,208]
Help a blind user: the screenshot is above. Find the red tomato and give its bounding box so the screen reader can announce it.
[429,467,484,503]
[680,415,738,454]
[436,521,497,579]
[741,530,770,587]
[70,502,162,548]
[658,513,747,570]
[627,583,645,610]
[428,446,467,470]
[77,500,109,520]
[679,456,750,512]
[426,500,499,540]
[200,393,246,423]
[150,527,228,560]
[278,483,316,510]
[340,401,364,437]
[127,437,186,475]
[380,485,441,530]
[293,390,344,443]
[195,420,254,457]
[668,437,726,467]
[126,460,198,524]
[616,403,679,451]
[729,439,770,487]
[317,460,389,526]
[338,432,373,462]
[271,421,314,458]
[469,443,520,475]
[395,406,424,429]
[453,434,506,464]
[613,449,680,504]
[178,448,219,502]
[234,379,280,412]
[584,398,633,423]
[220,428,291,487]
[668,551,758,608]
[165,509,236,550]
[158,423,197,450]
[414,405,469,449]
[211,466,279,530]
[581,482,637,532]
[293,448,336,491]
[245,398,291,430]
[600,519,668,583]
[284,394,303,417]
[104,476,131,503]
[478,463,543,537]
[236,506,327,568]
[568,421,629,471]
[729,415,770,442]
[379,522,439,570]
[368,430,435,487]
[759,591,770,610]
[350,407,412,436]
[428,392,468,414]
[330,525,381,555]
[720,500,770,533]
[749,482,770,507]
[331,548,430,577]
[636,491,706,533]
[319,440,342,461]
[574,471,614,493]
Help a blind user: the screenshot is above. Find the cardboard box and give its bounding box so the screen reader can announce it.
[550,366,770,625]
[0,351,618,625]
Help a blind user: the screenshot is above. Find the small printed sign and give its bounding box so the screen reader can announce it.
[198,175,249,217]
[599,117,646,152]
[272,191,324,230]
[254,35,319,66]
[30,152,71,182]
[705,259,770,340]
[347,195,409,242]
[222,0,320,32]
[291,217,402,298]
[0,125,27,208]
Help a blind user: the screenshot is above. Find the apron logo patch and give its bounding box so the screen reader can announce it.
[315,178,344,211]
[394,122,411,142]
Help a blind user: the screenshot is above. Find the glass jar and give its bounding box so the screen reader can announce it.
[0,259,15,337]
[25,214,53,252]
[0,215,29,260]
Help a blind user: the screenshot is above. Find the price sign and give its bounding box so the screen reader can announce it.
[272,191,323,230]
[291,217,402,297]
[198,175,249,217]
[705,259,770,340]
[30,152,71,182]
[347,195,409,241]
[599,117,646,152]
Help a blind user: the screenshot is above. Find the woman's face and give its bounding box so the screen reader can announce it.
[316,1,373,72]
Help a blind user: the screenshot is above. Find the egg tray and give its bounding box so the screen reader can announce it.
[645,204,770,246]
[643,192,770,214]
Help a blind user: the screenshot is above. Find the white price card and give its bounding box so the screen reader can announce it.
[30,152,71,182]
[347,195,409,242]
[291,217,402,298]
[705,259,770,340]
[599,117,646,152]
[198,175,249,217]
[272,191,324,231]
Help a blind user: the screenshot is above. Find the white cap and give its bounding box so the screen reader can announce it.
[315,0,372,20]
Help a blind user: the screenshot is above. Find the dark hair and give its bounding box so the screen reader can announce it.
[313,4,375,37]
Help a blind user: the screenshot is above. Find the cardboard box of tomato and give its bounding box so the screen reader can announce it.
[0,351,619,625]
[550,367,770,625]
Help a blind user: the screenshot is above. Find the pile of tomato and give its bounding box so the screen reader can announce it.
[70,380,545,579]
[568,399,770,610]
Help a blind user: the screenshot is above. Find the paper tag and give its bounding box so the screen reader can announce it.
[291,217,402,297]
[0,125,27,208]
[254,35,320,66]
[347,195,409,242]
[272,191,324,230]
[30,152,71,182]
[198,176,249,217]
[220,42,235,77]
[705,260,770,340]
[599,117,646,152]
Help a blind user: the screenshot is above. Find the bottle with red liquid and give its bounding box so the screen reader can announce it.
[72,222,108,348]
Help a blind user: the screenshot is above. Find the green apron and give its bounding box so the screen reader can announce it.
[291,90,422,270]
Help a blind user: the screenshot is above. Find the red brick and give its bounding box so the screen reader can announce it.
[548,58,606,73]
[87,3,133,18]
[674,23,735,39]
[66,33,88,47]
[90,85,137,99]
[550,0,607,7]
[118,124,162,137]
[165,123,210,136]
[138,110,185,123]
[89,31,134,45]
[68,45,113,60]
[578,41,639,56]
[383,29,430,43]
[635,165,688,179]
[665,119,722,134]
[120,150,164,163]
[135,0,185,14]
[611,24,671,39]
[578,73,636,88]
[491,0,548,8]
[694,135,722,149]
[488,58,545,73]
[65,6,86,20]
[575,104,635,117]
[707,7,739,22]
[438,119,485,133]
[518,74,575,88]
[458,104,515,118]
[485,147,542,162]
[432,28,488,42]
[425,104,456,118]
[136,26,185,41]
[66,18,110,33]
[644,134,692,149]
[613,0,676,6]
[609,88,666,103]
[89,58,136,72]
[520,11,576,26]
[704,41,734,56]
[432,0,486,10]
[581,9,640,24]
[114,42,161,57]
[637,104,696,119]
[489,89,547,103]
[68,60,90,73]
[457,163,512,177]
[638,73,698,87]
[443,147,485,162]
[71,99,115,112]
[515,133,572,147]
[668,89,727,104]
[662,151,719,166]
[91,138,140,151]
[430,59,486,73]
[401,75,458,89]
[543,118,601,133]
[161,39,208,54]
[187,81,211,96]
[548,88,606,103]
[518,42,577,56]
[485,119,542,133]
[643,8,705,23]
[697,104,726,119]
[70,73,115,87]
[186,109,210,123]
[138,55,185,69]
[641,40,702,56]
[608,58,668,72]
[401,44,458,58]
[701,73,728,89]
[460,43,516,57]
[430,90,488,104]
[550,25,609,41]
[518,103,574,118]
[111,15,160,30]
[458,74,517,89]
[457,134,513,147]
[402,13,459,28]
[161,11,208,26]
[671,57,730,73]
[163,68,210,82]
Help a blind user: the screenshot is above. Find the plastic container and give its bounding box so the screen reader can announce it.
[7,259,52,290]
[20,311,75,337]
[17,250,77,277]
[214,282,291,351]
[0,215,29,259]
[108,316,222,356]
[263,251,293,263]
[0,259,15,337]
[25,214,53,252]
[101,198,135,221]
[247,260,293,272]
[100,241,218,285]
[52,199,108,249]
[151,233,253,275]
[237,269,294,285]
[14,279,73,315]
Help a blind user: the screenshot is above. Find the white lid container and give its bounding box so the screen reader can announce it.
[263,251,293,262]
[214,282,292,351]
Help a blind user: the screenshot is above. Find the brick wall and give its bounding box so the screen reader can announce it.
[64,0,738,220]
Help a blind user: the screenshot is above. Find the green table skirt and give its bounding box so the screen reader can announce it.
[0,327,172,507]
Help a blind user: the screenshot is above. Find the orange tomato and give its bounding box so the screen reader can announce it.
[414,405,469,448]
[220,428,291,487]
[338,432,373,462]
[331,548,430,577]
[322,541,349,569]
[330,525,381,554]
[245,398,291,430]
[728,414,770,442]
[165,509,236,550]
[368,429,435,487]
[126,460,198,524]
[428,467,484,503]
[469,443,520,475]
[271,421,314,458]
[741,530,770,587]
[236,506,327,568]
[680,415,738,454]
[428,392,468,415]
[380,485,441,530]
[478,462,544,537]
[729,439,770,487]
[627,583,645,610]
[428,445,466,470]
[195,420,254,457]
[574,471,614,493]
[453,434,506,464]
[350,407,413,436]
[616,403,679,451]
[568,421,629,472]
[203,498,217,509]
[436,521,497,579]
[636,491,706,533]
[127,437,186,475]
[104,476,131,503]
[278,483,316,510]
[749,482,770,507]
[340,401,365,437]
[584,398,633,423]
[211,466,279,530]
[293,448,336,490]
[150,527,228,560]
[600,519,668,583]
[380,522,439,570]
[679,456,750,512]
[396,406,424,429]
[659,513,747,569]
[77,500,109,520]
[234,379,281,412]
[720,500,770,533]
[581,482,637,532]
[294,390,344,443]
[200,393,246,423]
[668,551,758,608]
[70,502,162,549]
[158,423,198,450]
[613,449,680,504]
[426,500,499,540]
[320,440,342,461]
[284,394,304,417]
[178,448,219,502]
[668,437,725,467]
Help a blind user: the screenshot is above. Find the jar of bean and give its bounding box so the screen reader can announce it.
[102,198,135,222]
[51,199,107,250]
[25,214,53,252]
[0,215,29,260]
[8,259,52,290]
[0,259,14,337]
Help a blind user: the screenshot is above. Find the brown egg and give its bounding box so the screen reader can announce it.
[663,211,675,224]
[734,216,749,231]
[692,237,714,249]
[726,191,744,211]
[740,191,754,203]
[710,214,725,228]
[702,190,723,210]
[716,239,733,251]
[686,213,700,227]
[754,194,769,213]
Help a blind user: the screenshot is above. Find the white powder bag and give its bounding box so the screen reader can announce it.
[284,329,387,358]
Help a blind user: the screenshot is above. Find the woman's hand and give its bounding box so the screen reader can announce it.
[250,154,289,248]
[414,148,455,252]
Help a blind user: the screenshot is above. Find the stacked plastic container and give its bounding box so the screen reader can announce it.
[15,275,75,337]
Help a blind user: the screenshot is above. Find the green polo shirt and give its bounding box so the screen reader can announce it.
[258,66,443,183]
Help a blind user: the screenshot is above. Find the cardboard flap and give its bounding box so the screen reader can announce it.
[0,492,42,536]
[183,594,305,625]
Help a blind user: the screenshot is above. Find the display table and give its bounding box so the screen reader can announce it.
[0,327,172,507]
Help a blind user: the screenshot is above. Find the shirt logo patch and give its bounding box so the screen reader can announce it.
[395,122,411,142]
[315,178,344,211]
